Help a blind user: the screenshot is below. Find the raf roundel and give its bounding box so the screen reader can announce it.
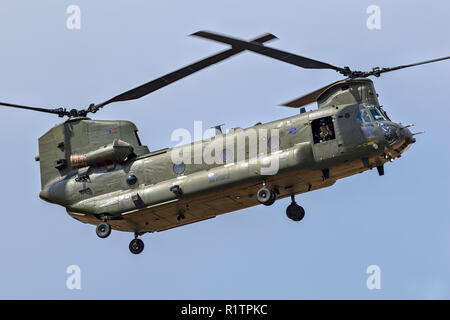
[289,127,297,135]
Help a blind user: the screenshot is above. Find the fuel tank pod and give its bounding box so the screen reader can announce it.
[70,139,134,168]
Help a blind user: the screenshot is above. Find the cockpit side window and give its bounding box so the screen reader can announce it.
[356,112,363,124]
[357,105,372,124]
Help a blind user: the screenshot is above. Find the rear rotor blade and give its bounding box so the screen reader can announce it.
[281,81,342,108]
[191,31,346,73]
[0,101,69,117]
[90,33,277,112]
[368,56,450,77]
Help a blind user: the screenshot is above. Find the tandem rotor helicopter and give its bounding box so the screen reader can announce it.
[1,31,448,254]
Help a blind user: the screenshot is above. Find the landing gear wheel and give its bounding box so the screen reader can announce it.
[286,203,305,222]
[257,186,276,206]
[96,222,111,238]
[129,238,144,254]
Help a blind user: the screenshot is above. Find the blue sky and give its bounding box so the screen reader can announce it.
[0,0,449,299]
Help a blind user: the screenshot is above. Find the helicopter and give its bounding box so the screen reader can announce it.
[1,31,448,254]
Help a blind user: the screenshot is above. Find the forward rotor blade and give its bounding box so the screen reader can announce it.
[91,33,277,112]
[281,81,342,108]
[192,31,346,73]
[0,101,69,117]
[369,56,450,76]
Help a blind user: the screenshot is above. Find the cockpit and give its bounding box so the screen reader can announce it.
[356,105,402,145]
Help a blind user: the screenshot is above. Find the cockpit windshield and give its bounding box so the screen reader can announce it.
[356,105,385,124]
[370,109,384,121]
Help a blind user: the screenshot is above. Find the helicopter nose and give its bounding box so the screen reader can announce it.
[399,126,416,145]
[385,125,415,158]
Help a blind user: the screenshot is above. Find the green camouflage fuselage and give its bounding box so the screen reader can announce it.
[37,78,414,233]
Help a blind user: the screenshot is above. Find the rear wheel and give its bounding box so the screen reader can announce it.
[96,222,111,238]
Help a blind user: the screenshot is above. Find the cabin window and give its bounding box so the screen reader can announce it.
[173,161,185,175]
[311,116,336,144]
[126,174,138,186]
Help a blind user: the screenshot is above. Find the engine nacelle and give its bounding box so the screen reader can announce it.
[70,139,134,168]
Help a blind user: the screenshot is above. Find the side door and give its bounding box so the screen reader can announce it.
[310,115,339,162]
[335,105,365,154]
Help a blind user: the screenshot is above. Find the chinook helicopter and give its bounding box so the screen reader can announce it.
[1,31,449,254]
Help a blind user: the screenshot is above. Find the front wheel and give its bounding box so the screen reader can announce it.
[257,186,276,206]
[129,238,145,254]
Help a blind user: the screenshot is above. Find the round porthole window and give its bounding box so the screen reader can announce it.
[221,149,233,163]
[126,174,138,186]
[173,161,185,175]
